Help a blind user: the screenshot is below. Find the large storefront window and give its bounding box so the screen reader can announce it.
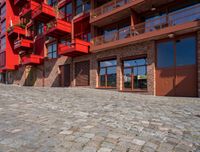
[99,59,117,88]
[123,58,147,90]
[157,36,196,68]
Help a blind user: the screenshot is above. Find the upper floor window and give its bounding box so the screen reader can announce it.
[47,42,57,59]
[47,0,57,6]
[59,2,72,22]
[76,0,90,15]
[157,36,196,68]
[0,36,6,52]
[1,4,6,18]
[1,20,6,34]
[37,22,44,35]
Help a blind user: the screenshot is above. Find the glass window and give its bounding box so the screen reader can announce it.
[37,22,44,35]
[100,60,117,67]
[0,36,6,53]
[48,0,57,6]
[99,59,117,88]
[59,2,72,22]
[157,41,174,68]
[107,66,117,87]
[124,68,132,88]
[176,36,196,66]
[123,58,147,90]
[47,42,57,59]
[1,20,6,34]
[1,4,6,18]
[76,0,90,15]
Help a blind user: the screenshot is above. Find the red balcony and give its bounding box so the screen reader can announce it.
[14,0,28,7]
[20,0,40,17]
[32,3,56,22]
[21,54,43,65]
[45,19,71,37]
[7,25,26,39]
[59,39,90,57]
[14,39,33,52]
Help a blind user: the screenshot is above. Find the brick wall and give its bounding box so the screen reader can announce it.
[9,41,155,94]
[197,31,200,97]
[72,41,155,94]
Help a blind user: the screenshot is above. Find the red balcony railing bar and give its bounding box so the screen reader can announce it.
[21,54,43,65]
[93,4,200,46]
[59,39,90,56]
[20,0,40,17]
[14,39,33,51]
[32,3,56,22]
[45,18,71,37]
[7,24,26,38]
[91,0,132,20]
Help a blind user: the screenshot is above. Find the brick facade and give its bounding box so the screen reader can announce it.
[10,41,155,95]
[197,31,200,97]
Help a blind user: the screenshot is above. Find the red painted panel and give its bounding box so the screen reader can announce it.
[175,65,197,97]
[156,68,175,96]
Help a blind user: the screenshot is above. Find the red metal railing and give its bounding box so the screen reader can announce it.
[93,4,200,46]
[91,0,132,19]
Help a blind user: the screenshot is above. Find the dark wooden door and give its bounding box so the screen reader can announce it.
[75,61,90,86]
[60,64,70,87]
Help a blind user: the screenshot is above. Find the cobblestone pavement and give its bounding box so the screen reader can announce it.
[0,84,200,152]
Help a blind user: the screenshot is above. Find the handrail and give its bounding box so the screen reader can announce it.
[91,0,132,19]
[93,4,200,46]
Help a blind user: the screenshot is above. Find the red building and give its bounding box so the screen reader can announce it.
[0,0,200,97]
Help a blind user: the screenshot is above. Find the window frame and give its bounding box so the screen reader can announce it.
[47,41,58,59]
[98,58,117,88]
[122,57,147,91]
[156,34,197,69]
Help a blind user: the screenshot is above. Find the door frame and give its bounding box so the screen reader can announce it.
[155,33,198,96]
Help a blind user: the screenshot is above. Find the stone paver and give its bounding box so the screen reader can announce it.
[0,84,200,152]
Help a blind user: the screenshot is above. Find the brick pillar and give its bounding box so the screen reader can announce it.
[147,41,155,95]
[116,57,121,91]
[197,31,200,97]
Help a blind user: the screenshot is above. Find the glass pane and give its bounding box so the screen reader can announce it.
[134,66,147,89]
[176,36,196,66]
[53,43,57,52]
[124,68,132,88]
[157,41,174,68]
[52,51,57,58]
[100,60,117,67]
[104,27,117,43]
[124,58,146,67]
[107,67,116,87]
[100,68,106,87]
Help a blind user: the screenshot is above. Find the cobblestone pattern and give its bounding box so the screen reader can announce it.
[0,84,200,152]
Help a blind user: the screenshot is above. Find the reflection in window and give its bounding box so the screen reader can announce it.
[157,41,174,68]
[157,36,196,68]
[176,37,196,66]
[99,59,117,88]
[47,42,57,59]
[76,0,90,15]
[123,58,147,90]
[59,2,72,22]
